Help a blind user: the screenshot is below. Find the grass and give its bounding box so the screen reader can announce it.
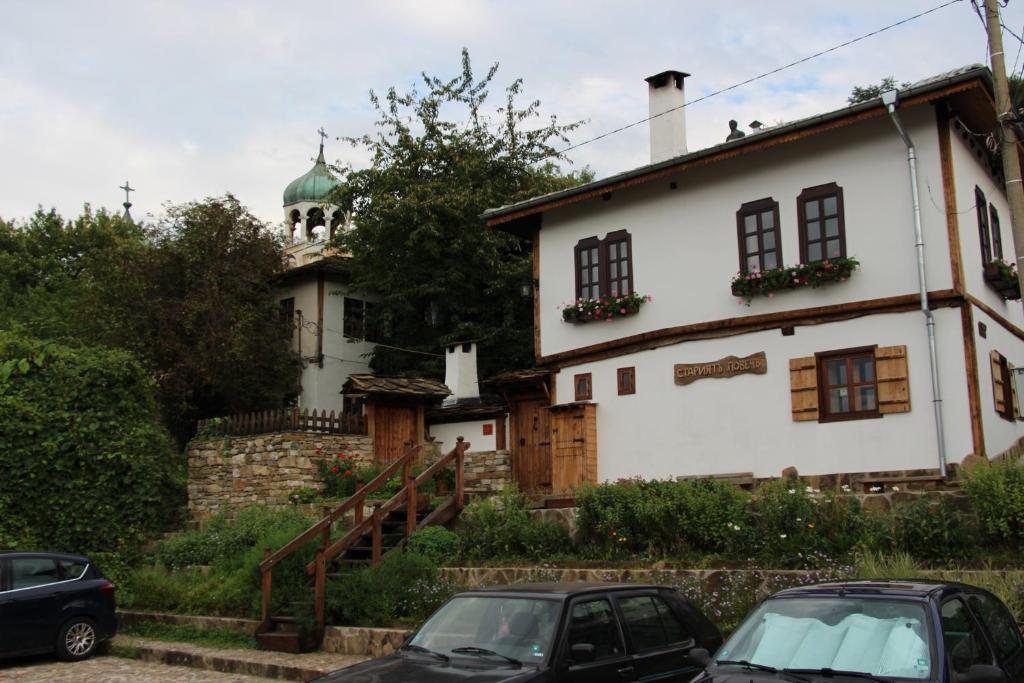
[120,621,255,650]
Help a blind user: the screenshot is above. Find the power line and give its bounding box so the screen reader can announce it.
[553,0,964,159]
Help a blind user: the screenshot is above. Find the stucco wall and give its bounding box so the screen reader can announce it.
[187,432,373,519]
[538,107,951,358]
[429,417,507,453]
[972,304,1024,456]
[552,308,972,480]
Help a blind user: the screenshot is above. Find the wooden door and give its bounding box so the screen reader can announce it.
[551,404,597,494]
[511,398,551,493]
[372,404,418,463]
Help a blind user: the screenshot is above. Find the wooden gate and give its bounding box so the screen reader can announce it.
[370,404,419,463]
[550,403,597,494]
[511,398,552,493]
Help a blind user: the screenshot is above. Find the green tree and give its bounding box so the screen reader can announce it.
[0,330,181,554]
[847,76,911,105]
[331,49,590,377]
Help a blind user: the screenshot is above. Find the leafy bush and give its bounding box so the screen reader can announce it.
[318,449,361,498]
[963,459,1024,544]
[457,486,569,560]
[407,526,461,565]
[327,551,452,626]
[892,497,976,564]
[0,331,181,556]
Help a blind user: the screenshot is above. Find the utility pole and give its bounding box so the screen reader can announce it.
[984,0,1024,303]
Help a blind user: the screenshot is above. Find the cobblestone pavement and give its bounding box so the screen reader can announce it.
[0,654,273,682]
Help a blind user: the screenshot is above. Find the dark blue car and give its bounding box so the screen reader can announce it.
[692,580,1023,683]
[0,551,117,661]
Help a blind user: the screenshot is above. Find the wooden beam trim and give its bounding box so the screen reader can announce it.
[542,290,962,369]
[966,294,1024,341]
[960,303,986,457]
[316,270,325,369]
[532,228,541,362]
[936,104,965,293]
[487,81,984,227]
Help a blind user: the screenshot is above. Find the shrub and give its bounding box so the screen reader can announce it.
[963,459,1024,544]
[892,496,976,564]
[318,449,361,498]
[407,527,461,565]
[0,331,181,556]
[326,551,451,626]
[457,486,566,560]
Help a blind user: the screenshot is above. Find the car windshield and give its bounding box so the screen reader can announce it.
[408,595,560,665]
[716,597,932,680]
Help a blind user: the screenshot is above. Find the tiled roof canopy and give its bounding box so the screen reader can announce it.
[342,374,451,399]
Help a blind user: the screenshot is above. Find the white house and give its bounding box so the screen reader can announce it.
[483,65,1024,491]
[277,140,376,413]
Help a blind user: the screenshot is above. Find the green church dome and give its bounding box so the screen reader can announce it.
[283,144,340,206]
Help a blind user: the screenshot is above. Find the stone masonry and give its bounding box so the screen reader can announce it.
[463,449,512,494]
[187,432,373,520]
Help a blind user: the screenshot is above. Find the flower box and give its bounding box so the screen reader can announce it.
[730,257,860,304]
[560,292,650,323]
[983,260,1021,301]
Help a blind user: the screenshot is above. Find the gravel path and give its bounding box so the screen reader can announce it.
[0,654,272,682]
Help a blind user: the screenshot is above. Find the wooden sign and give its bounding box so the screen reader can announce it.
[674,352,767,386]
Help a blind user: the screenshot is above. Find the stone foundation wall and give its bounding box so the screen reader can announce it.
[464,449,512,494]
[187,432,373,520]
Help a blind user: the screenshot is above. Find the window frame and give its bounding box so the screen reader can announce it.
[798,182,846,264]
[617,367,636,396]
[613,592,692,654]
[989,204,1004,261]
[562,595,628,666]
[977,186,993,265]
[343,297,377,342]
[574,373,593,401]
[815,345,882,423]
[994,351,1015,422]
[736,197,782,273]
[941,597,996,675]
[574,231,634,301]
[967,591,1023,661]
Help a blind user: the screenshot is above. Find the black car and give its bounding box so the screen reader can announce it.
[313,582,722,682]
[694,580,1024,683]
[0,551,117,661]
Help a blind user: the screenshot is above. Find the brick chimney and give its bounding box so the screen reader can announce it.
[645,70,690,164]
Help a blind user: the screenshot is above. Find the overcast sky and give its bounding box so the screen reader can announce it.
[2,0,1023,229]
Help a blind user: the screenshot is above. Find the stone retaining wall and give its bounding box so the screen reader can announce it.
[187,432,373,520]
[464,449,512,494]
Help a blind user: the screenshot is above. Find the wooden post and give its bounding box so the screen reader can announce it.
[455,437,466,509]
[314,549,326,636]
[260,547,272,625]
[371,509,383,564]
[321,505,331,550]
[406,472,417,538]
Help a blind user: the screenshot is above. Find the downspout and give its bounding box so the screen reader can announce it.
[881,90,948,476]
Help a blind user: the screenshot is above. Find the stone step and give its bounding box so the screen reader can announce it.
[112,635,368,682]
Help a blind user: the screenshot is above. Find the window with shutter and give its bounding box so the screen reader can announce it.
[990,350,1016,421]
[875,346,911,414]
[790,346,910,423]
[789,356,819,421]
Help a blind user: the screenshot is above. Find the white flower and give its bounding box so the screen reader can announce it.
[788,489,796,494]
[892,486,900,492]
[841,484,851,492]
[805,486,814,493]
[779,534,787,539]
[813,488,820,493]
[796,517,802,522]
[869,486,882,493]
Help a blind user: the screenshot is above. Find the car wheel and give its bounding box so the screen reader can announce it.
[55,617,98,661]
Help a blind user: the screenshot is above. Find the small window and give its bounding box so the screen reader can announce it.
[11,558,61,590]
[279,298,295,325]
[798,182,845,263]
[617,367,636,396]
[968,593,1022,660]
[736,198,781,272]
[617,595,688,652]
[991,350,1016,422]
[941,598,994,675]
[977,187,992,265]
[343,298,377,342]
[817,347,879,421]
[989,205,1004,261]
[58,560,88,580]
[574,231,634,301]
[574,373,592,401]
[566,599,624,662]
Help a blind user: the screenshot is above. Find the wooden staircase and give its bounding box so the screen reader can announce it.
[255,438,469,652]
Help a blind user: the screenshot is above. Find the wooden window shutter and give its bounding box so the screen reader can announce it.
[991,350,1007,416]
[789,356,818,421]
[1011,363,1020,420]
[876,345,911,414]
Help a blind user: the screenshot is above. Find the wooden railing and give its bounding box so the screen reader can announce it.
[197,408,366,437]
[257,437,469,640]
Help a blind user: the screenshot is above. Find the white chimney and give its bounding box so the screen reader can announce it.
[645,70,690,164]
[443,342,480,406]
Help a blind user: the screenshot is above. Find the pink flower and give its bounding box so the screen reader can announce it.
[737,299,745,304]
[646,295,653,302]
[619,308,626,314]
[767,292,774,298]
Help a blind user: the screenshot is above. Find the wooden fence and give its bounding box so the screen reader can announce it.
[196,408,367,437]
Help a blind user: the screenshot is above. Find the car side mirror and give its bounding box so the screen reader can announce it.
[958,664,1006,683]
[688,648,711,667]
[570,643,596,663]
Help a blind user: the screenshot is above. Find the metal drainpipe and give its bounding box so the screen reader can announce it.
[881,89,947,477]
